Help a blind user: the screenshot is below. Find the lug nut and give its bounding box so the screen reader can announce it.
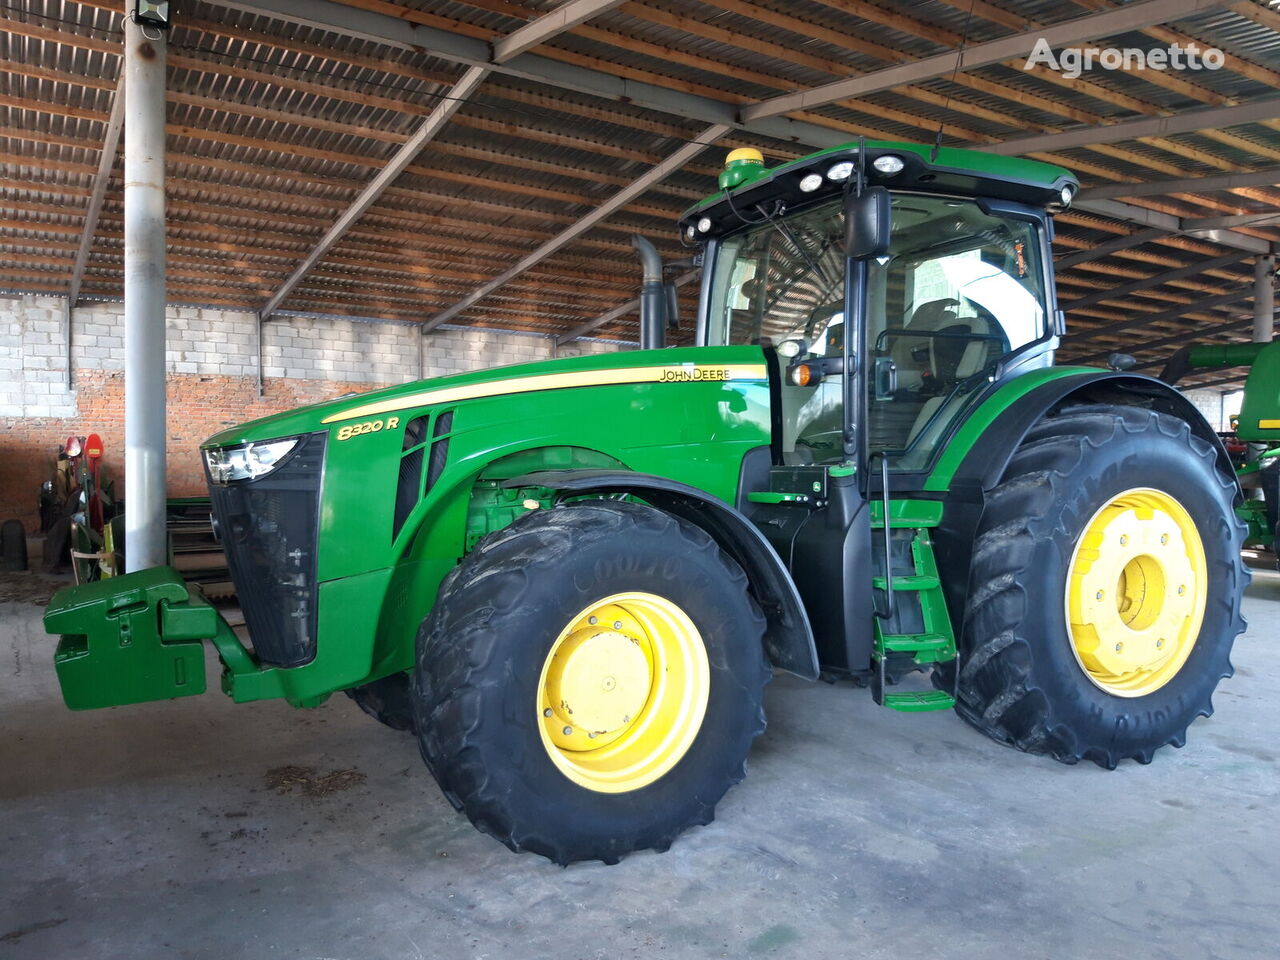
[1156,638,1164,649]
[1119,535,1128,546]
[562,726,573,736]
[613,620,622,629]
[588,616,598,625]
[1096,590,1105,601]
[587,732,597,739]
[1114,642,1124,653]
[1160,534,1169,545]
[1177,585,1186,596]
[543,707,553,718]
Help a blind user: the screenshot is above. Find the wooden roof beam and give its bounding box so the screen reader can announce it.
[257,64,488,318]
[1061,253,1247,312]
[424,124,730,331]
[1067,291,1254,350]
[738,0,1222,122]
[556,268,700,345]
[987,97,1280,156]
[1079,166,1280,202]
[491,0,626,63]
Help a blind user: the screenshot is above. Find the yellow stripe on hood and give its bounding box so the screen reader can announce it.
[320,364,769,424]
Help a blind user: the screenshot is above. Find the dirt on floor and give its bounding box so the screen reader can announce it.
[264,765,368,797]
[0,571,71,606]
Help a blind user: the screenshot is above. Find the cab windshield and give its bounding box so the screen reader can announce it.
[705,193,1049,467]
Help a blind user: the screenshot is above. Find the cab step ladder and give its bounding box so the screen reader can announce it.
[870,495,958,713]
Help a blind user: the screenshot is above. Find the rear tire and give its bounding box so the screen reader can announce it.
[938,405,1247,767]
[411,500,770,864]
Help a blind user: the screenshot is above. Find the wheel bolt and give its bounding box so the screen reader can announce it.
[613,621,622,629]
[1160,534,1169,545]
[1177,585,1185,595]
[543,707,553,717]
[1156,638,1164,649]
[1119,535,1128,546]
[1096,590,1104,601]
[562,726,573,736]
[588,616,598,625]
[1114,642,1123,653]
[587,732,597,739]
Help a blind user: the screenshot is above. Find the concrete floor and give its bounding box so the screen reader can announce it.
[2,565,1278,960]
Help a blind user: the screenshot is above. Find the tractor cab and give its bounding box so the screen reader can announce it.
[679,143,1080,703]
[682,142,1077,480]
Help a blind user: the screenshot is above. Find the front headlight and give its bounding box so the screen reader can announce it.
[204,437,300,483]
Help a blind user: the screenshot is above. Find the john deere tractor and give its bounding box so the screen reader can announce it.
[45,142,1248,864]
[1163,340,1280,564]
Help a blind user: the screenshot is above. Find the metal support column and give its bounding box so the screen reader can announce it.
[1254,254,1276,343]
[123,13,168,572]
[64,300,74,390]
[255,311,265,396]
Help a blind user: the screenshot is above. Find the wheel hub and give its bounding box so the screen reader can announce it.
[1066,488,1207,697]
[536,593,710,793]
[545,629,651,736]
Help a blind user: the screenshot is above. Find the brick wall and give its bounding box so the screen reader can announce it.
[0,295,628,531]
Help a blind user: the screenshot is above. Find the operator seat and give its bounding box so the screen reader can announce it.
[871,298,966,448]
[890,298,961,391]
[905,307,1004,446]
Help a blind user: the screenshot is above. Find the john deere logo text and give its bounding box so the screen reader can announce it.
[660,367,731,382]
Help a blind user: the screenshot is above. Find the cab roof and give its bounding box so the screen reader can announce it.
[679,141,1078,240]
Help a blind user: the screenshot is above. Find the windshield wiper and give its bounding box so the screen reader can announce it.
[770,217,835,290]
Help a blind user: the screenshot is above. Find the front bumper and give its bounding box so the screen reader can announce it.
[44,565,391,710]
[44,567,272,709]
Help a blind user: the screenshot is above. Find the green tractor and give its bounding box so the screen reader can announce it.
[45,141,1248,864]
[1163,340,1280,563]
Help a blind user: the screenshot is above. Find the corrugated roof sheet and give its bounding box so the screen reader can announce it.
[0,0,1276,382]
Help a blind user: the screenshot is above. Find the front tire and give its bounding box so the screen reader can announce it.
[942,405,1247,767]
[411,500,770,864]
[344,673,415,732]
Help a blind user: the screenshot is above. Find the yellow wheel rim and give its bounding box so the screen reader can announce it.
[536,592,710,793]
[1065,487,1208,697]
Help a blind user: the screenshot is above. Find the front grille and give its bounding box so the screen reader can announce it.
[206,432,326,667]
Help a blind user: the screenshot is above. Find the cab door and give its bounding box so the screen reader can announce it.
[863,195,1052,476]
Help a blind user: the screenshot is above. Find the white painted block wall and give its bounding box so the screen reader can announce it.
[2,295,1237,430]
[0,295,630,418]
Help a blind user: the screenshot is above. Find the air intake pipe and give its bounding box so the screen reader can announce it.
[633,234,665,350]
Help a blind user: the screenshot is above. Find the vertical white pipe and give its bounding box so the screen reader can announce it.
[123,15,168,572]
[1255,254,1276,344]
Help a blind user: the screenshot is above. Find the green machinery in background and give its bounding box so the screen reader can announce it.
[1164,340,1280,561]
[45,141,1249,864]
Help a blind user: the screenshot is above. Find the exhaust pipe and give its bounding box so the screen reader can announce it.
[633,235,665,350]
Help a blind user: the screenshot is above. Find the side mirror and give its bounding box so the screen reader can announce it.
[663,281,679,330]
[844,185,891,260]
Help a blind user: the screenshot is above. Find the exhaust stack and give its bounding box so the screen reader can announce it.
[633,235,665,350]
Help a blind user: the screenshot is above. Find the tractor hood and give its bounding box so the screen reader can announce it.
[201,345,768,449]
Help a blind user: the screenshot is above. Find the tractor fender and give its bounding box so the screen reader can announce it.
[951,371,1235,492]
[928,371,1237,637]
[501,469,819,680]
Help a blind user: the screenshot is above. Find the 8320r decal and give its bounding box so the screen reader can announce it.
[336,417,399,441]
